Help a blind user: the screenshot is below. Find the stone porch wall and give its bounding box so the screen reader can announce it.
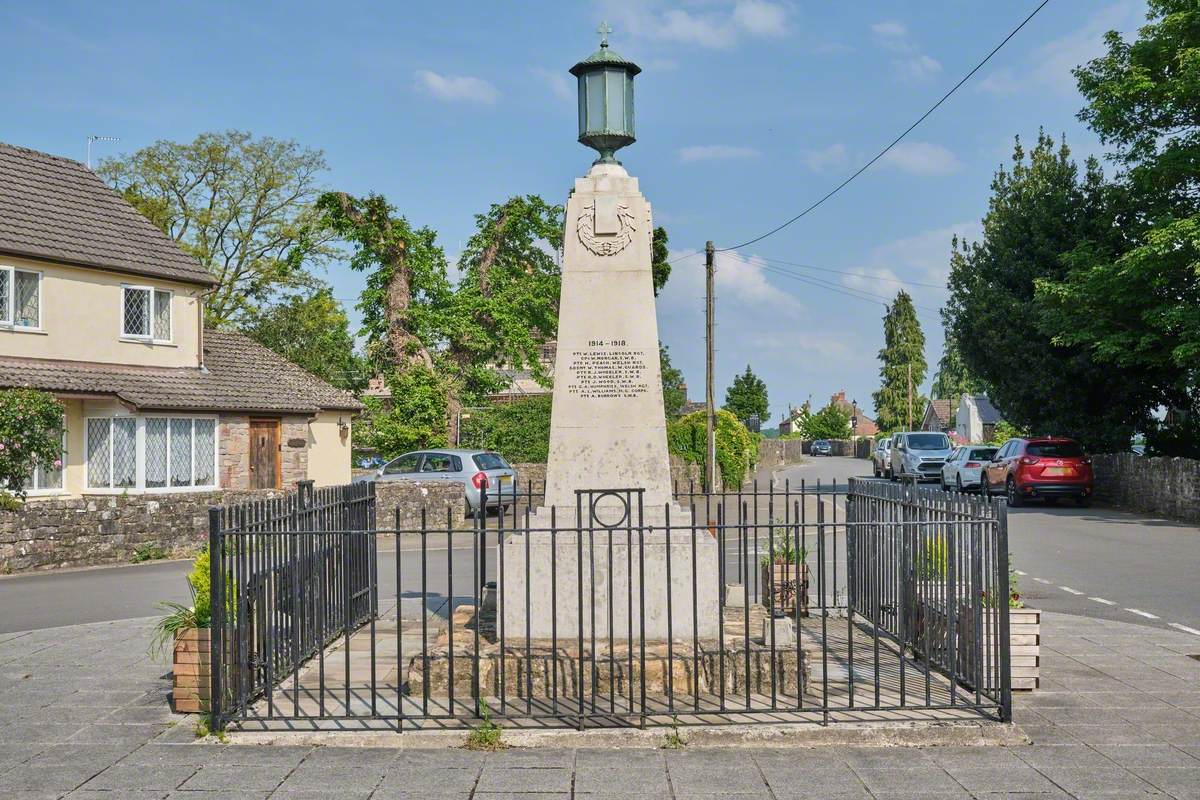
[1092,453,1200,524]
[220,414,310,490]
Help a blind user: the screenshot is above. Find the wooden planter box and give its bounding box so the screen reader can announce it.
[908,602,1040,692]
[957,606,1041,691]
[760,563,810,616]
[173,627,211,713]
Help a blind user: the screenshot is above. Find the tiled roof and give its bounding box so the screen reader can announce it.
[929,399,954,426]
[972,395,1003,424]
[0,141,216,286]
[0,330,361,414]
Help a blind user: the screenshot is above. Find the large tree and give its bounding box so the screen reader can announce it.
[945,133,1158,451]
[1034,0,1200,455]
[99,131,329,325]
[872,291,926,432]
[660,344,687,419]
[242,287,365,391]
[652,226,670,296]
[931,315,984,401]
[723,364,769,424]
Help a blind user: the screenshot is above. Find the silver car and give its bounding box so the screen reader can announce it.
[872,437,892,478]
[889,431,954,482]
[940,445,998,492]
[355,449,518,513]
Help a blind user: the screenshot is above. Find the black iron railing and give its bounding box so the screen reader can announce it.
[208,477,1011,731]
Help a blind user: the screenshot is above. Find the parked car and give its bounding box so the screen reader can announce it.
[811,439,833,456]
[980,437,1093,507]
[872,437,892,478]
[889,431,955,482]
[1131,444,1146,456]
[353,449,518,513]
[940,445,998,492]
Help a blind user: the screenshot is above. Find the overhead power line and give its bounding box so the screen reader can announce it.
[754,255,946,290]
[673,0,1052,261]
[758,264,941,313]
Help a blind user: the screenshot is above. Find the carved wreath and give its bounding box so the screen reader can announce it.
[577,199,637,256]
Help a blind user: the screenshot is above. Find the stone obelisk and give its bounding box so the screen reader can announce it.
[501,26,719,641]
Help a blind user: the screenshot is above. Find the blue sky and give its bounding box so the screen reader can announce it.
[1,0,1146,423]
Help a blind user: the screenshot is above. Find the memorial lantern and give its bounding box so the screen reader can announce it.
[570,23,640,164]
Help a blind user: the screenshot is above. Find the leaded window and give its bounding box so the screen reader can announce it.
[170,417,193,487]
[0,267,41,329]
[122,286,171,341]
[145,418,169,488]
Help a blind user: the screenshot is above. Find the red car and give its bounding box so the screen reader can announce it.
[980,437,1093,507]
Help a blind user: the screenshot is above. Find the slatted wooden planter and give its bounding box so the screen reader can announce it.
[172,627,211,713]
[957,606,1041,691]
[760,563,810,617]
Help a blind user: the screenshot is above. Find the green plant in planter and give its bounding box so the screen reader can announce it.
[918,535,948,580]
[760,527,807,567]
[150,548,213,659]
[980,555,1024,609]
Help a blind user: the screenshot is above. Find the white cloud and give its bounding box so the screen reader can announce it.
[866,221,982,289]
[897,54,942,81]
[978,1,1141,96]
[677,144,760,163]
[802,143,849,172]
[732,0,789,38]
[841,265,905,292]
[605,1,790,50]
[413,70,499,105]
[871,18,941,82]
[532,67,573,103]
[880,141,961,176]
[871,20,907,39]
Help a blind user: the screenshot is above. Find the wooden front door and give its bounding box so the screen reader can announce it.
[249,418,280,489]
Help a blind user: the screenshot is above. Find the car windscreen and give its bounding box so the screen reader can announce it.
[906,433,950,450]
[1026,441,1084,458]
[472,453,510,470]
[814,440,829,446]
[969,448,997,460]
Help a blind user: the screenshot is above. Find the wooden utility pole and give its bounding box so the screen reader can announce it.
[705,241,716,493]
[907,362,913,430]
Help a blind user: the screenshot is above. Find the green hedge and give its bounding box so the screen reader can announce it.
[459,395,552,462]
[667,408,756,488]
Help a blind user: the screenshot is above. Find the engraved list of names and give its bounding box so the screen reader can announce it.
[565,341,650,400]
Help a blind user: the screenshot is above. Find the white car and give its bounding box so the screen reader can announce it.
[940,445,999,492]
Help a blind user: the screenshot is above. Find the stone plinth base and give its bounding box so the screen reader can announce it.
[499,524,719,641]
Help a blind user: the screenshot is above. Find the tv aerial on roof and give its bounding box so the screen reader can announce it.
[86,135,120,169]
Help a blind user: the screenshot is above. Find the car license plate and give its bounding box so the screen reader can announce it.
[498,475,512,485]
[1043,467,1070,476]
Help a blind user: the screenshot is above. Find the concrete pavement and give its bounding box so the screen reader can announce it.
[2,611,1199,799]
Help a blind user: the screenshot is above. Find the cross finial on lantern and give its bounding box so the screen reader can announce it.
[597,21,612,47]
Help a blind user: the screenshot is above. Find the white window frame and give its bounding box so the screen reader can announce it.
[0,265,43,331]
[24,428,67,497]
[121,285,172,343]
[84,414,218,494]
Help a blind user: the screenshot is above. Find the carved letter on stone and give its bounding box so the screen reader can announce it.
[577,198,636,256]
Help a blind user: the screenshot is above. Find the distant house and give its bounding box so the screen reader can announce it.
[0,141,361,496]
[956,394,1003,443]
[829,391,879,437]
[920,399,955,434]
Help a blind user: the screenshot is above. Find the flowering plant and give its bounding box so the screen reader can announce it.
[0,389,64,500]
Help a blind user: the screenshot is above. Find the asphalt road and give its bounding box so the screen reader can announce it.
[774,456,1200,637]
[3,456,1197,637]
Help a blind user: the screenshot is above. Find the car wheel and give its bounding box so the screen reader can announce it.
[939,474,948,490]
[980,477,990,500]
[873,462,880,478]
[1075,495,1091,508]
[956,475,964,493]
[1006,477,1023,507]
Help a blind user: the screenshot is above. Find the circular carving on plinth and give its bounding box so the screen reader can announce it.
[589,491,631,529]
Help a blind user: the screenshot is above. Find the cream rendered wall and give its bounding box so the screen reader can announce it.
[0,255,203,368]
[307,411,351,486]
[60,399,85,495]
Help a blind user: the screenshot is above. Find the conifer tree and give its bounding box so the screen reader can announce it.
[872,291,927,432]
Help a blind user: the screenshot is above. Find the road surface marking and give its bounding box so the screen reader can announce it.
[1089,597,1116,605]
[1059,586,1083,595]
[1125,608,1159,619]
[1032,577,1050,584]
[1014,570,1026,576]
[1168,623,1200,636]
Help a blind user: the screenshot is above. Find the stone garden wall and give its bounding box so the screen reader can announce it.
[757,438,871,468]
[1092,453,1200,524]
[1,480,466,574]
